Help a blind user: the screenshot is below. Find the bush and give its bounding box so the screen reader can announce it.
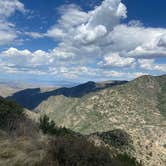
[39,115,77,136]
[0,97,24,131]
[39,115,142,166]
[45,134,142,166]
[39,115,56,134]
[47,135,113,166]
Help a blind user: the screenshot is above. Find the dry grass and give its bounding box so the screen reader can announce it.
[0,131,48,166]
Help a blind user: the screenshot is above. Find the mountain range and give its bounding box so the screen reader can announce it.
[1,75,166,165]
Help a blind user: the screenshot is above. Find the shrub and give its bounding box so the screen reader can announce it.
[0,97,24,131]
[39,114,76,136]
[48,135,113,166]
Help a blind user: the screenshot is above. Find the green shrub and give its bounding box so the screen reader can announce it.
[0,97,24,131]
[39,115,76,136]
[39,115,52,134]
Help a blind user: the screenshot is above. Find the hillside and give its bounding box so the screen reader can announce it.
[0,97,141,166]
[36,75,166,166]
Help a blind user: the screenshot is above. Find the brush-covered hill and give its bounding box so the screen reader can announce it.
[35,75,166,166]
[0,97,141,166]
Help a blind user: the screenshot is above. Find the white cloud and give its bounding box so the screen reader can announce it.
[138,59,166,72]
[0,0,165,82]
[98,53,135,67]
[58,4,89,29]
[46,28,65,39]
[0,0,25,19]
[108,25,166,56]
[41,0,166,66]
[74,24,107,44]
[42,0,128,64]
[0,0,26,45]
[0,47,148,81]
[1,47,51,68]
[86,0,127,30]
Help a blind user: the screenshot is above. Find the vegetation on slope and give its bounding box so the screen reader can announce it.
[0,98,142,166]
[90,129,134,150]
[34,75,166,166]
[39,115,141,166]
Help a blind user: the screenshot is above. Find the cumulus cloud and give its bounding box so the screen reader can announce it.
[1,47,52,68]
[0,47,147,82]
[98,53,135,67]
[0,0,166,82]
[42,0,166,64]
[108,25,166,57]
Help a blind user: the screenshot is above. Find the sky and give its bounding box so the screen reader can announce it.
[0,0,166,86]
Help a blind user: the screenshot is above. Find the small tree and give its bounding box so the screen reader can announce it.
[39,115,56,134]
[39,115,50,134]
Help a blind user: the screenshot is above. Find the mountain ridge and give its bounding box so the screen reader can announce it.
[7,80,128,110]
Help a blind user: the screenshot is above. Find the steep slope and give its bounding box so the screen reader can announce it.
[37,75,166,131]
[36,75,166,166]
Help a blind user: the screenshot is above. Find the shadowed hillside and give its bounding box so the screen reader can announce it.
[7,80,127,110]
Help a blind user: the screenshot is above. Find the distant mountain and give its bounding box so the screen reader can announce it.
[7,80,127,110]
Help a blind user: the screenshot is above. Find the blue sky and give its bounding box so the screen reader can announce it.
[0,0,165,86]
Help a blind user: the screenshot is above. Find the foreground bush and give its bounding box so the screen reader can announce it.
[0,97,24,131]
[45,134,142,166]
